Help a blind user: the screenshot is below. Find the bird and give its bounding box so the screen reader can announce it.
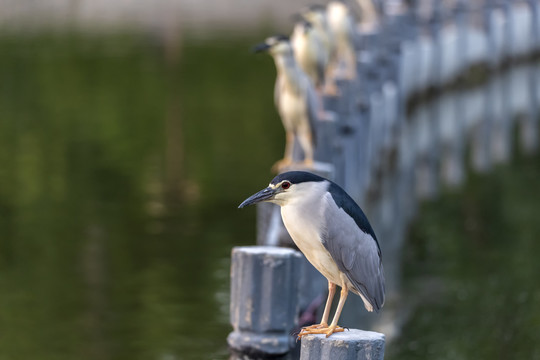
[301,5,340,95]
[291,19,333,121]
[327,0,358,81]
[355,0,380,32]
[291,18,327,91]
[239,171,385,338]
[253,36,318,172]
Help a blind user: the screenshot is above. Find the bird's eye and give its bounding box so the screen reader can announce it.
[281,182,291,190]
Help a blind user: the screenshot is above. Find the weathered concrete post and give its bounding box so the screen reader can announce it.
[228,246,303,357]
[519,64,539,154]
[300,330,385,360]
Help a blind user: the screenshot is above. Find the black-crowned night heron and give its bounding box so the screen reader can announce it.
[355,0,380,31]
[239,171,385,337]
[254,36,318,172]
[301,5,339,95]
[327,1,358,80]
[291,19,327,91]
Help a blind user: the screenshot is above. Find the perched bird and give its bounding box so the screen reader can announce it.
[291,18,327,90]
[327,0,358,80]
[355,0,380,31]
[239,171,385,337]
[254,36,318,171]
[301,5,339,95]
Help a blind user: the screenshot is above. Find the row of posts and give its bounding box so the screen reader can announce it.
[229,0,540,358]
[228,247,386,359]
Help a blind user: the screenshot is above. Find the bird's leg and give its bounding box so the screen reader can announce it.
[297,277,349,338]
[324,76,340,96]
[345,48,357,80]
[316,91,335,122]
[325,282,349,337]
[298,131,314,169]
[272,131,295,172]
[316,90,325,117]
[323,62,340,96]
[320,282,336,326]
[299,282,336,333]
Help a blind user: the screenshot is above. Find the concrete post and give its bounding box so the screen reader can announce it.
[471,85,492,173]
[520,63,539,153]
[228,246,303,357]
[300,330,385,360]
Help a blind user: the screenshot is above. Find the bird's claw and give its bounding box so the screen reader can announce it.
[272,158,314,173]
[300,323,327,331]
[271,159,292,173]
[297,325,346,339]
[301,159,314,169]
[292,323,326,341]
[323,82,340,96]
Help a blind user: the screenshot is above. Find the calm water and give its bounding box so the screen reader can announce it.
[0,33,277,360]
[0,33,539,360]
[392,151,540,359]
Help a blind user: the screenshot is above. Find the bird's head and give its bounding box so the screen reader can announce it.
[252,35,292,56]
[293,18,314,36]
[238,171,326,208]
[301,5,327,27]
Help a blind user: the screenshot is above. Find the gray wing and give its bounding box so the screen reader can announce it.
[321,196,385,312]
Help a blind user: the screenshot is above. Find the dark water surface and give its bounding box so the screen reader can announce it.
[0,33,539,360]
[391,152,540,360]
[0,33,279,360]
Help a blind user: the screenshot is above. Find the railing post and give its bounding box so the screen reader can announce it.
[228,246,303,357]
[300,330,385,360]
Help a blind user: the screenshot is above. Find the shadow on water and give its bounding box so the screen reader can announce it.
[0,32,539,360]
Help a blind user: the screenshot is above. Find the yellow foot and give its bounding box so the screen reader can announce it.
[271,159,292,173]
[300,322,328,331]
[297,325,345,338]
[324,83,340,96]
[301,159,314,169]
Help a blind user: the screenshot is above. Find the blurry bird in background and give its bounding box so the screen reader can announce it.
[254,36,319,172]
[291,19,327,91]
[291,18,333,120]
[301,5,340,95]
[327,0,358,81]
[355,0,380,32]
[253,1,369,172]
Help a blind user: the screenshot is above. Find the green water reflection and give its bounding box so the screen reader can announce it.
[0,33,281,359]
[391,153,540,359]
[0,32,539,360]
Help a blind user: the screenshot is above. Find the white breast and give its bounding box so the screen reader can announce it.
[279,182,342,285]
[279,88,305,129]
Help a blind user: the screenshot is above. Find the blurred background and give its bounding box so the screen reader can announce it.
[0,1,539,359]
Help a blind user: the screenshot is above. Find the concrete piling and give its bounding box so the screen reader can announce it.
[300,330,385,360]
[228,246,303,356]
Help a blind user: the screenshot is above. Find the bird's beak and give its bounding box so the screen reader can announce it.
[252,42,271,53]
[238,187,276,208]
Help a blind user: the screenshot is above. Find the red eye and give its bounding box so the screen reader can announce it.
[281,182,291,189]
